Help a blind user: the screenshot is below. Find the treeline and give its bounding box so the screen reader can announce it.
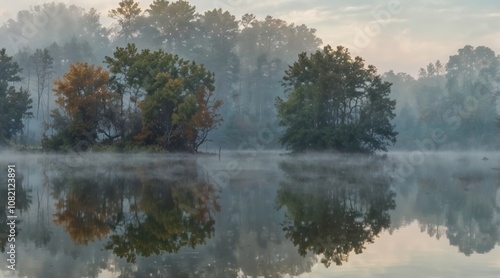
[0,1,499,151]
[386,45,500,150]
[0,0,322,151]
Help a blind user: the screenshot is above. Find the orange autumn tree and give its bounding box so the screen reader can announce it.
[185,87,222,152]
[47,62,119,149]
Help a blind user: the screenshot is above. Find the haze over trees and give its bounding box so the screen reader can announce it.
[0,48,33,145]
[0,1,499,151]
[42,45,222,152]
[0,0,324,151]
[387,45,500,150]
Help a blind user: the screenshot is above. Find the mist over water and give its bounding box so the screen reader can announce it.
[0,1,499,277]
[0,151,499,277]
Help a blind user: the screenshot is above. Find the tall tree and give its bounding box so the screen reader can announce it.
[0,48,33,145]
[108,0,142,42]
[194,8,240,105]
[0,3,104,55]
[80,8,111,55]
[104,44,142,139]
[31,49,54,121]
[220,15,322,147]
[382,70,419,148]
[445,45,500,146]
[276,45,397,153]
[145,0,198,54]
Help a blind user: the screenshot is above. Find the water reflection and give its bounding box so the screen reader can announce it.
[0,152,499,277]
[49,157,220,263]
[276,156,396,267]
[210,163,316,277]
[389,153,500,256]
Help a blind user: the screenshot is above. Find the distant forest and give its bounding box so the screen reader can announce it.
[0,0,499,152]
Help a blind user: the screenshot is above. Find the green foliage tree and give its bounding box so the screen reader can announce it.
[81,8,111,54]
[277,45,397,153]
[145,0,198,54]
[391,45,500,149]
[0,3,107,58]
[194,8,240,106]
[108,0,142,42]
[445,45,500,147]
[0,48,33,145]
[105,45,222,152]
[381,71,419,148]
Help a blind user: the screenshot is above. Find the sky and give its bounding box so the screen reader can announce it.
[1,0,499,77]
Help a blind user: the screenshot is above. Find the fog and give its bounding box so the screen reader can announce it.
[1,1,500,276]
[0,2,499,151]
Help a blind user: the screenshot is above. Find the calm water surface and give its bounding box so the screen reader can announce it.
[0,151,499,277]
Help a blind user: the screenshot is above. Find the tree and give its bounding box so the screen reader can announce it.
[145,0,197,54]
[194,8,240,105]
[0,48,33,145]
[382,71,418,149]
[108,0,142,42]
[0,3,104,56]
[31,49,54,121]
[47,62,119,149]
[445,45,500,147]
[80,8,111,55]
[220,14,322,148]
[106,45,222,152]
[104,44,142,139]
[276,45,397,153]
[237,15,322,121]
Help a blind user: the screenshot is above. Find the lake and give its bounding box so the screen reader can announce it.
[1,151,499,277]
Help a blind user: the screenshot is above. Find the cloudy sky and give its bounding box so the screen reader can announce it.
[1,0,499,76]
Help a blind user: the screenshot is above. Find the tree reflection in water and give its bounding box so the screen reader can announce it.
[390,154,500,256]
[51,158,220,263]
[276,155,396,267]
